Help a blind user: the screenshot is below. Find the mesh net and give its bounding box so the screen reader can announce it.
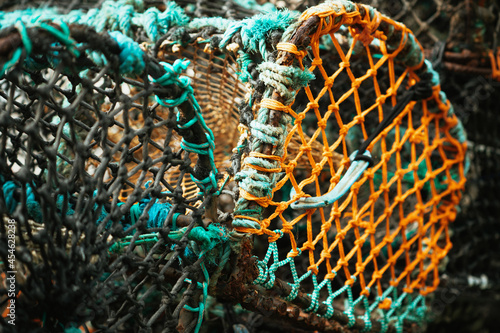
[0,9,242,332]
[426,73,500,332]
[231,1,467,330]
[0,0,482,332]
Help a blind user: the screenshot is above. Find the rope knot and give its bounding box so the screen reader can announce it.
[376,95,387,105]
[332,210,342,219]
[336,230,346,241]
[302,241,314,251]
[311,58,323,66]
[353,114,365,124]
[307,101,319,110]
[320,249,331,259]
[354,238,365,247]
[401,241,411,251]
[395,169,406,179]
[379,298,392,309]
[281,221,293,234]
[261,98,291,113]
[356,9,382,46]
[325,77,334,88]
[295,112,306,122]
[339,126,349,136]
[300,145,312,153]
[379,183,390,193]
[372,271,383,280]
[367,68,377,77]
[277,42,307,58]
[268,231,282,242]
[403,287,414,294]
[317,118,327,129]
[339,61,350,69]
[257,62,314,103]
[277,202,289,212]
[285,161,297,174]
[387,255,398,266]
[328,103,339,112]
[307,265,319,275]
[321,221,332,232]
[383,236,393,244]
[311,164,322,176]
[337,258,348,267]
[350,184,360,195]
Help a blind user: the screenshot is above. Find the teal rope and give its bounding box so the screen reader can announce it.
[109,224,232,333]
[151,59,219,193]
[107,31,145,74]
[177,225,230,333]
[0,16,145,76]
[219,10,298,82]
[188,17,232,31]
[232,63,313,229]
[1,178,175,230]
[236,50,254,83]
[251,228,430,332]
[257,62,314,103]
[0,20,31,77]
[0,0,189,43]
[38,21,80,57]
[15,20,32,53]
[183,261,209,333]
[234,0,277,12]
[220,11,297,52]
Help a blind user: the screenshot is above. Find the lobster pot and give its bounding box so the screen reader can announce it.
[0,7,245,331]
[230,1,467,331]
[0,0,482,332]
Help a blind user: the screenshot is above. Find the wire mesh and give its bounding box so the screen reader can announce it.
[0,0,497,332]
[0,19,239,332]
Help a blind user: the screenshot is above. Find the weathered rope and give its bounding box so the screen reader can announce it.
[0,0,189,42]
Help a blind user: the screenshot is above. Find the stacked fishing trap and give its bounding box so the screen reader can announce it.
[1,0,492,332]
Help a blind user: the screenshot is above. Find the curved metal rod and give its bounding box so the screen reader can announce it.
[290,150,371,210]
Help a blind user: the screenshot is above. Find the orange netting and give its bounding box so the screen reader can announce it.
[105,41,328,203]
[234,0,467,305]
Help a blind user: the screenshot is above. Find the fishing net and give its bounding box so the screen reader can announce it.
[272,1,499,49]
[358,0,500,81]
[0,0,474,332]
[230,1,467,331]
[0,2,244,331]
[351,1,500,330]
[354,1,500,331]
[425,61,500,333]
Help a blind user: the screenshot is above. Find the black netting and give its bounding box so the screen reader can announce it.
[425,73,500,333]
[0,23,224,332]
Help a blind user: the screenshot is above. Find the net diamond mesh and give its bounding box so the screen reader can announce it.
[0,11,241,332]
[231,1,467,330]
[0,0,486,332]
